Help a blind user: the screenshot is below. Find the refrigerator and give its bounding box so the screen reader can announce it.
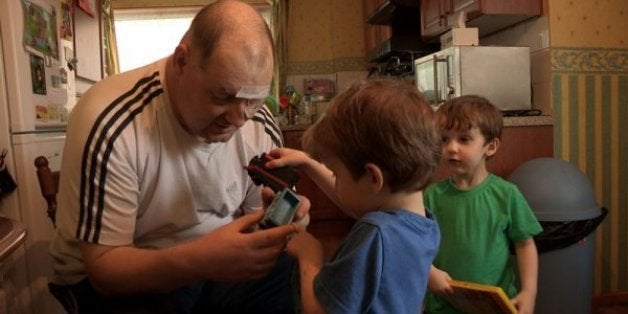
[0,0,76,313]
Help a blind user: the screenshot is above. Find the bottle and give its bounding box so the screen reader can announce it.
[283,85,300,125]
[301,95,317,124]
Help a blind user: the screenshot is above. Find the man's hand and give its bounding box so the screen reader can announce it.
[80,208,298,295]
[196,209,297,282]
[194,187,310,282]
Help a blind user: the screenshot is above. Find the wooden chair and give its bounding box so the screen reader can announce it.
[34,156,78,313]
[34,156,59,226]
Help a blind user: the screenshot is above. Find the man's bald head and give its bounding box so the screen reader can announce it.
[182,0,274,68]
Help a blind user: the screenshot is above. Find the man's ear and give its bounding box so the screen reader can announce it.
[364,163,385,193]
[172,44,191,74]
[485,137,500,157]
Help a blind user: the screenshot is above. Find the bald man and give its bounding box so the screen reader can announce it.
[50,1,306,312]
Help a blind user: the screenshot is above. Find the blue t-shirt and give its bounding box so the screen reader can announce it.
[314,209,440,314]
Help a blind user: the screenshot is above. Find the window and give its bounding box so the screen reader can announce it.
[113,6,272,73]
[114,7,198,72]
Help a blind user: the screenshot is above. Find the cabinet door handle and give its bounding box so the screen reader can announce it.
[433,55,454,106]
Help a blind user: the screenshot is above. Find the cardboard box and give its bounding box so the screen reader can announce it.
[440,28,479,49]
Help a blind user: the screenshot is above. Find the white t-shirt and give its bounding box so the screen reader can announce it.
[50,58,283,284]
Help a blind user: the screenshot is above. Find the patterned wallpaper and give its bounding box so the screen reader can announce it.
[330,0,367,59]
[549,0,628,294]
[286,0,367,74]
[549,0,627,48]
[552,48,627,74]
[287,0,334,62]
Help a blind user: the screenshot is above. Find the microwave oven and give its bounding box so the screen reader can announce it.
[414,46,531,111]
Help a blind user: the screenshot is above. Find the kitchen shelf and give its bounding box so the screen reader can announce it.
[366,1,396,25]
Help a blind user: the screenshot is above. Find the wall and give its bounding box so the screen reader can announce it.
[285,0,367,96]
[548,0,627,294]
[481,16,551,115]
[483,0,627,295]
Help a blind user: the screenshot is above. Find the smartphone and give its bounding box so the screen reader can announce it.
[259,188,300,229]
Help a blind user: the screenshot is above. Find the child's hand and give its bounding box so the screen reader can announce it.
[428,266,453,296]
[285,225,323,261]
[511,290,536,314]
[266,147,311,170]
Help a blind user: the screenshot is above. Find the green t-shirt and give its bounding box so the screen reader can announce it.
[424,173,542,314]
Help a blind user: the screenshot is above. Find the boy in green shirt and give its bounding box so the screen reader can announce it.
[424,95,542,314]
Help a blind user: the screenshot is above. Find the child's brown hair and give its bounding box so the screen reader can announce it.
[436,95,503,143]
[301,79,441,192]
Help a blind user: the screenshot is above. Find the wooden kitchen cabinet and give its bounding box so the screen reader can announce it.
[422,0,479,39]
[420,0,542,41]
[364,23,392,60]
[363,0,393,61]
[421,0,449,41]
[488,125,553,178]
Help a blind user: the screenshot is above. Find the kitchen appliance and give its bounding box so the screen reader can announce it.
[364,0,438,80]
[366,0,438,63]
[414,46,531,111]
[0,0,76,312]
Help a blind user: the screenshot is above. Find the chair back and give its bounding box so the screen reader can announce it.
[34,155,59,226]
[33,156,78,313]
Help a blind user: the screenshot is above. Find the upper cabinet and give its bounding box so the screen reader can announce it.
[420,0,542,41]
[363,0,392,61]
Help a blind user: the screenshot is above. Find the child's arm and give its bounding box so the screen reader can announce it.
[285,227,327,314]
[512,238,539,314]
[428,265,453,295]
[267,148,340,207]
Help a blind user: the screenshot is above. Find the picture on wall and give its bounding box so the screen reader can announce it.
[73,0,101,81]
[30,54,47,95]
[77,0,95,17]
[22,0,59,60]
[60,0,73,40]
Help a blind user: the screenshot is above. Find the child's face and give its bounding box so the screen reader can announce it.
[440,126,497,176]
[319,153,373,219]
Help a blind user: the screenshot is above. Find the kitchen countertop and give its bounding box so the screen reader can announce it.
[503,115,553,127]
[0,216,27,262]
[281,115,554,131]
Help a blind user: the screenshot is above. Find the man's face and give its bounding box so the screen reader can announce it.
[172,42,273,143]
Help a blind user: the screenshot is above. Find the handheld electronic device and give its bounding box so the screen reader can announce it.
[259,188,301,229]
[245,153,300,228]
[245,153,299,192]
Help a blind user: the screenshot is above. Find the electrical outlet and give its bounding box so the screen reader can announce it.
[539,30,549,49]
